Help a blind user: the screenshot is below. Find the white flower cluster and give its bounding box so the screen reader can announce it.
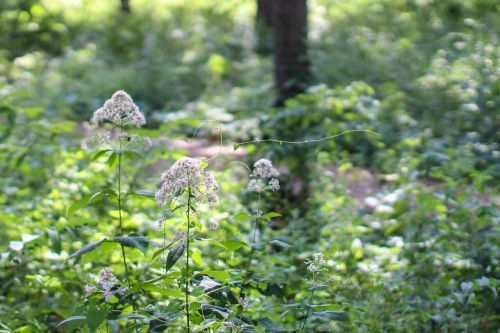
[155,157,219,208]
[305,252,327,273]
[92,90,146,127]
[247,159,280,193]
[84,267,127,301]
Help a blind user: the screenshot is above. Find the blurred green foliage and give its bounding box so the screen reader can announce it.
[0,0,498,332]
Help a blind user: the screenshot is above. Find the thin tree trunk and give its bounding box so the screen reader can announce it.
[255,0,274,55]
[120,0,131,14]
[271,0,310,106]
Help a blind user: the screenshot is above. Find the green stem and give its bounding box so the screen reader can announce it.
[300,274,317,333]
[117,126,131,288]
[239,195,261,299]
[185,187,192,333]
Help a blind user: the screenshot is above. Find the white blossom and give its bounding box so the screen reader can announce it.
[97,267,117,285]
[306,252,327,273]
[92,90,146,127]
[253,159,279,179]
[84,284,95,296]
[155,158,219,207]
[269,178,280,191]
[247,159,280,194]
[247,179,265,193]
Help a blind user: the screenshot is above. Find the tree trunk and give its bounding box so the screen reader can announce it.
[271,0,310,106]
[255,0,274,55]
[120,0,131,14]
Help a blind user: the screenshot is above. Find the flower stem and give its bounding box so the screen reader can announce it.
[239,195,261,299]
[185,187,192,333]
[117,126,131,288]
[300,274,317,333]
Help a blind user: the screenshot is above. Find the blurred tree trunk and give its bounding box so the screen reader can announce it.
[120,0,131,14]
[255,0,274,55]
[271,0,310,106]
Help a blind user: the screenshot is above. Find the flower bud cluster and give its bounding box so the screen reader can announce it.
[247,159,280,193]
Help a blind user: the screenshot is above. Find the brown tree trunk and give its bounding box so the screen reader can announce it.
[120,0,131,14]
[271,0,310,106]
[255,0,274,55]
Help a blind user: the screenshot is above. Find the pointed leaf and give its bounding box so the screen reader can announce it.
[165,242,185,271]
[69,239,107,259]
[270,240,292,249]
[91,149,113,161]
[216,240,247,252]
[257,317,289,332]
[260,212,281,221]
[67,194,92,216]
[47,229,62,254]
[130,190,156,200]
[55,316,87,330]
[87,302,107,333]
[312,310,349,322]
[89,189,117,203]
[107,152,117,167]
[115,234,149,254]
[233,213,253,222]
[152,241,175,260]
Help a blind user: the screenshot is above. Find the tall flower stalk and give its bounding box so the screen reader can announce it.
[155,157,219,332]
[185,186,192,332]
[300,252,328,333]
[239,159,280,299]
[92,90,147,286]
[117,125,131,287]
[300,272,317,333]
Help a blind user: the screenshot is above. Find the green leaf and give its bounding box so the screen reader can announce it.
[233,213,253,222]
[0,105,16,142]
[191,249,203,266]
[69,239,107,259]
[199,304,230,319]
[107,152,117,167]
[312,310,349,322]
[130,189,156,200]
[270,240,292,249]
[201,270,230,283]
[47,229,62,254]
[55,316,87,331]
[152,241,175,260]
[87,302,107,333]
[67,194,92,216]
[233,143,240,151]
[114,234,149,254]
[215,240,247,252]
[257,282,286,297]
[118,313,149,320]
[142,285,185,297]
[67,190,116,216]
[128,272,181,294]
[257,317,289,332]
[260,212,281,221]
[165,242,185,271]
[89,189,117,203]
[91,149,113,161]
